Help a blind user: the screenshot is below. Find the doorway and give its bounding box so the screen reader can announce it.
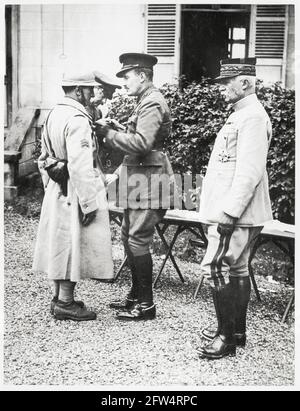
[180,5,251,82]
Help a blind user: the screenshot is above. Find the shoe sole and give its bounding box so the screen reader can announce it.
[54,315,96,321]
[116,315,156,321]
[197,347,236,359]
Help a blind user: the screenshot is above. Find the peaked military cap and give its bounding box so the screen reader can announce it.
[116,52,158,78]
[213,57,257,82]
[61,71,100,87]
[93,71,121,90]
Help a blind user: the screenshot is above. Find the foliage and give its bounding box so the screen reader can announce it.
[256,81,295,223]
[106,78,295,223]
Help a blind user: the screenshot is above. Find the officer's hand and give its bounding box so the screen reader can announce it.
[217,212,237,235]
[95,119,109,127]
[81,210,97,226]
[105,118,125,131]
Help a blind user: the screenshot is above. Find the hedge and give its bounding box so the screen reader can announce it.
[104,78,295,223]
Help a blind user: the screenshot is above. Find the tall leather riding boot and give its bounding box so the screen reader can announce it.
[201,290,221,341]
[199,283,236,359]
[109,246,138,310]
[201,276,251,347]
[230,276,251,346]
[117,253,156,321]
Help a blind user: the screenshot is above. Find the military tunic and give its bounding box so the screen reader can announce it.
[33,97,114,281]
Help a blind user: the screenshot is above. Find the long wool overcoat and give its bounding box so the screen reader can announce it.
[32,97,114,282]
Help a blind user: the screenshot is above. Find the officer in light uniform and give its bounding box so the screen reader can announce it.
[198,58,273,359]
[97,53,177,321]
[33,72,114,321]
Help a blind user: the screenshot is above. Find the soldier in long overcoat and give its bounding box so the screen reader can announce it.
[96,53,177,321]
[198,58,273,359]
[32,73,114,321]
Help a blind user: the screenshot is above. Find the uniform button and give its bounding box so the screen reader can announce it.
[139,162,143,165]
[83,204,88,208]
[67,202,71,206]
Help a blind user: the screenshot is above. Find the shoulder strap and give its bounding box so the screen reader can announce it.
[42,108,56,157]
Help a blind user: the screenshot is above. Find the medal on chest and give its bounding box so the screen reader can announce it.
[218,149,230,163]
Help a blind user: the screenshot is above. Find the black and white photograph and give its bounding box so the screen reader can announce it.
[1,0,298,393]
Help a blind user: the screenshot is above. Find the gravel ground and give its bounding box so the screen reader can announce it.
[3,201,295,387]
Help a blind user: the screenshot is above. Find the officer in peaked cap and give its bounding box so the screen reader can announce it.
[33,71,114,321]
[196,56,273,359]
[96,52,177,322]
[116,52,158,78]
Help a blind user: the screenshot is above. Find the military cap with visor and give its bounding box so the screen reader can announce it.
[116,52,158,78]
[213,57,257,83]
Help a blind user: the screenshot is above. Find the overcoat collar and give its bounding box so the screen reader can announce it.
[58,96,92,120]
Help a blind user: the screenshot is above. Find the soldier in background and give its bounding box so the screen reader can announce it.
[198,58,273,359]
[86,71,121,121]
[96,53,177,321]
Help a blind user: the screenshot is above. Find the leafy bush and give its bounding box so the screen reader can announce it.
[106,78,295,223]
[256,81,295,223]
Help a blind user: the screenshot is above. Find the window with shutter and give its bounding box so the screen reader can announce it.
[248,4,289,85]
[146,4,177,57]
[255,5,287,59]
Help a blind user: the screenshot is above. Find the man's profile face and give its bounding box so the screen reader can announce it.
[219,77,243,104]
[78,86,95,106]
[122,70,142,96]
[93,86,106,104]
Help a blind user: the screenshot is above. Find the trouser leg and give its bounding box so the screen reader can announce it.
[58,280,76,303]
[117,209,166,321]
[199,226,262,356]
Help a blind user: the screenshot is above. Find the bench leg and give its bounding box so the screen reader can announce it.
[281,293,294,324]
[248,263,261,302]
[193,272,205,299]
[113,255,128,282]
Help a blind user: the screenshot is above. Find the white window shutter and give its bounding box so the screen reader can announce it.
[146,4,177,57]
[255,5,287,58]
[249,4,288,85]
